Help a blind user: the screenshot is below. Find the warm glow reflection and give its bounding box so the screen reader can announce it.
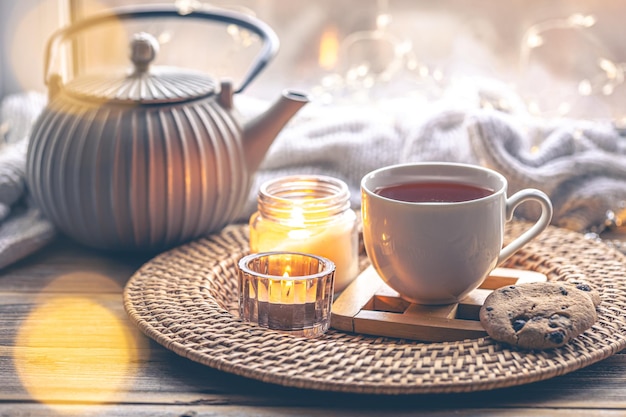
[13,273,146,413]
[319,25,339,70]
[7,1,60,91]
[286,206,306,227]
[8,0,129,108]
[175,0,202,15]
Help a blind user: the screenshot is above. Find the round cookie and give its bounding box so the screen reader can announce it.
[565,279,601,307]
[479,282,598,350]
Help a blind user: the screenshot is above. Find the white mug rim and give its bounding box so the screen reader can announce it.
[361,162,507,206]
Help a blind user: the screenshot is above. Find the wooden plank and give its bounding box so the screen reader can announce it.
[480,267,549,289]
[456,289,492,319]
[353,310,487,341]
[331,265,547,341]
[3,346,626,408]
[2,309,626,409]
[0,236,148,293]
[1,403,626,417]
[0,293,131,345]
[330,266,385,332]
[1,334,624,395]
[1,229,626,416]
[404,302,458,318]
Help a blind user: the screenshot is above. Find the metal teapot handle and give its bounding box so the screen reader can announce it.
[44,4,279,94]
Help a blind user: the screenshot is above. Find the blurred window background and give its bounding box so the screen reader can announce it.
[2,0,625,124]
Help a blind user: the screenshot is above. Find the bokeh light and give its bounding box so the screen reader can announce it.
[13,272,147,414]
[6,0,61,92]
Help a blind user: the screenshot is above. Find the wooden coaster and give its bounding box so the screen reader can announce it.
[331,266,547,342]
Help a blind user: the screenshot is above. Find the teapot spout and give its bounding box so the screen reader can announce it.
[243,90,309,173]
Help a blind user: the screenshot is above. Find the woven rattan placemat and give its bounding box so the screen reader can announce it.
[123,222,626,394]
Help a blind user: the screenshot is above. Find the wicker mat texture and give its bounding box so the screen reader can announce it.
[123,222,626,394]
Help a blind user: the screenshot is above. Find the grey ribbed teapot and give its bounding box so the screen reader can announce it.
[26,6,308,251]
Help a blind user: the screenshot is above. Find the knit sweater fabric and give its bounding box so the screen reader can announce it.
[0,92,55,269]
[0,89,623,268]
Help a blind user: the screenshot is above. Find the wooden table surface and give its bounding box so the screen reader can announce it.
[2,234,626,417]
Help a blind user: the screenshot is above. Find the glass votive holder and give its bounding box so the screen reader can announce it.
[248,175,359,294]
[237,251,335,338]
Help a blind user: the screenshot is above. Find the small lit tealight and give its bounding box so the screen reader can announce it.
[237,251,335,337]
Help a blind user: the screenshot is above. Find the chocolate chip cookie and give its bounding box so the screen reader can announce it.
[566,279,601,307]
[479,282,599,350]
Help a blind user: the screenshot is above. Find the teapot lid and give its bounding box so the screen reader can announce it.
[63,32,216,104]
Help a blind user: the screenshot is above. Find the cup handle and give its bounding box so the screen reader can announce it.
[498,189,553,265]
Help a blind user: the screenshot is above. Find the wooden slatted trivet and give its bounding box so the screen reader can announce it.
[331,266,547,342]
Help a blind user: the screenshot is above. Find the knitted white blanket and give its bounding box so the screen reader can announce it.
[0,92,55,269]
[242,94,625,234]
[0,89,624,268]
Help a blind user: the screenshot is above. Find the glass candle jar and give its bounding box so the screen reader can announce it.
[238,251,335,337]
[249,175,359,293]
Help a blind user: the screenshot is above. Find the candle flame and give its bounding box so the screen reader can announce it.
[283,272,292,296]
[319,25,339,70]
[288,206,306,227]
[288,229,311,240]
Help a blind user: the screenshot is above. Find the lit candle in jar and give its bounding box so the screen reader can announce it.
[238,252,335,337]
[249,175,359,293]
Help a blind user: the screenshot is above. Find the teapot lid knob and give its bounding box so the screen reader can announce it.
[130,32,159,73]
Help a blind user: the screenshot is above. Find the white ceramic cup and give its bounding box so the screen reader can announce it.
[361,162,553,305]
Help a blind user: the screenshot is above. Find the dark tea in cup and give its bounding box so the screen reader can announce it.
[375,181,494,203]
